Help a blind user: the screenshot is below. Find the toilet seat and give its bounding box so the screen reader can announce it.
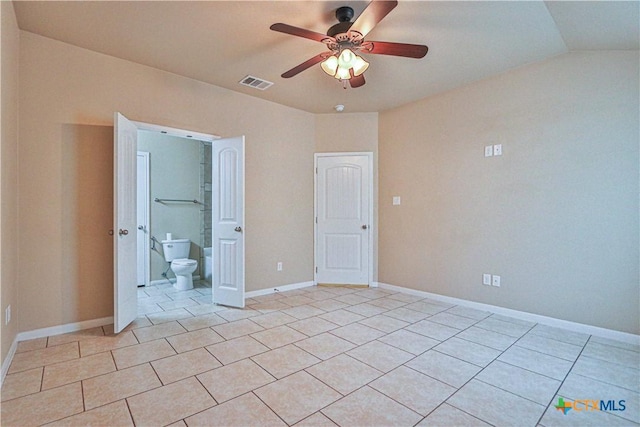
[172,258,197,266]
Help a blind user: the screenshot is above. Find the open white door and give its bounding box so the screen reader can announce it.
[315,153,372,285]
[212,136,245,308]
[114,113,138,332]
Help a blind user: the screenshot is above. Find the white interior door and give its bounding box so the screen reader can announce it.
[136,151,150,287]
[316,153,371,285]
[114,113,138,333]
[212,136,245,307]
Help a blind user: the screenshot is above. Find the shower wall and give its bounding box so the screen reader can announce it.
[200,141,212,282]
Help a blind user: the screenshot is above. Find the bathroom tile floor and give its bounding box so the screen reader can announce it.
[2,283,639,426]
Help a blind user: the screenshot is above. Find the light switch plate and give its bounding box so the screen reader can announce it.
[483,274,492,286]
[494,144,503,156]
[392,196,401,206]
[492,275,501,287]
[484,146,493,157]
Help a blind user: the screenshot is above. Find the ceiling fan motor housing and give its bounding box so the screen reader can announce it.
[336,6,354,22]
[327,6,355,38]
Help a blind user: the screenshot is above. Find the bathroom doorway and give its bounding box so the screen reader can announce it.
[113,113,246,332]
[136,130,210,289]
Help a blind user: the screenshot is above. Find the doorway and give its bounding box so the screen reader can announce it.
[114,113,246,332]
[314,152,373,286]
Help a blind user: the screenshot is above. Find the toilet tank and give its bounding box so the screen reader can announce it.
[161,239,191,262]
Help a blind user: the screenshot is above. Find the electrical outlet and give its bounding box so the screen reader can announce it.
[277,262,283,271]
[492,275,501,287]
[494,144,503,156]
[484,145,493,157]
[5,305,11,325]
[483,274,492,286]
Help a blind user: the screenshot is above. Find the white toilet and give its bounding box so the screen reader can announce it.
[161,238,198,290]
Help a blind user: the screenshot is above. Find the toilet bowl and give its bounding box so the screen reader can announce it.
[171,258,198,290]
[161,238,198,290]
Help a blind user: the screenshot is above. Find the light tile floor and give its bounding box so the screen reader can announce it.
[2,283,639,426]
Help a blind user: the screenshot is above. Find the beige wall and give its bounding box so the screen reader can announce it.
[1,0,20,365]
[379,51,640,334]
[17,31,315,332]
[315,113,379,282]
[138,132,201,282]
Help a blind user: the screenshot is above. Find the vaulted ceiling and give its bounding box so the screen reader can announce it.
[13,1,640,114]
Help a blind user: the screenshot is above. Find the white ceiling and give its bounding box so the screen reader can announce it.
[13,1,640,114]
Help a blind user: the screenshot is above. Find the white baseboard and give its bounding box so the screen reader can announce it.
[1,337,18,387]
[377,282,640,346]
[246,281,315,298]
[16,316,114,343]
[2,316,114,388]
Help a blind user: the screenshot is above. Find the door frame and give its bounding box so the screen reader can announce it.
[114,116,221,332]
[136,151,151,287]
[314,152,374,286]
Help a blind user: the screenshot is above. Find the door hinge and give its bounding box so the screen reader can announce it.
[315,167,318,174]
[315,217,317,224]
[315,267,318,273]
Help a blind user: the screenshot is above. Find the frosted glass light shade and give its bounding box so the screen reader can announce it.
[320,56,338,76]
[334,66,351,80]
[352,56,369,76]
[338,49,356,68]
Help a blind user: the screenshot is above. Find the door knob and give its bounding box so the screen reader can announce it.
[234,226,242,232]
[361,225,368,230]
[138,225,144,230]
[119,229,129,236]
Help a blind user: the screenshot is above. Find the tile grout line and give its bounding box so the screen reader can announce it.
[436,316,539,425]
[533,333,592,426]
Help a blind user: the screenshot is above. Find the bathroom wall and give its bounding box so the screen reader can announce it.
[200,141,212,278]
[17,31,315,332]
[137,131,201,282]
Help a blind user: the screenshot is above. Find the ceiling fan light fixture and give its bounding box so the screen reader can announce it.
[321,49,370,80]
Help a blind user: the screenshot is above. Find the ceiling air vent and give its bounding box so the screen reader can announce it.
[239,75,274,91]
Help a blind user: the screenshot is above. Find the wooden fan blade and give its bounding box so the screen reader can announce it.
[270,23,334,43]
[282,52,331,78]
[349,0,398,37]
[363,41,428,58]
[349,73,366,88]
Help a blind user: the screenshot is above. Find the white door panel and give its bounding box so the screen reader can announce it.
[212,136,245,308]
[316,154,371,285]
[114,113,138,333]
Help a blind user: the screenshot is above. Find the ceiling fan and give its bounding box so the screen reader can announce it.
[270,0,428,88]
